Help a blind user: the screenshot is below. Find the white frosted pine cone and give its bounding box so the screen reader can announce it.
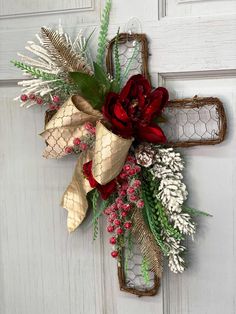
[170,213,196,235]
[158,177,188,212]
[135,143,155,167]
[168,253,185,273]
[154,147,184,173]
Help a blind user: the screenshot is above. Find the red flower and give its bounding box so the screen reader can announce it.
[83,161,117,200]
[102,74,169,143]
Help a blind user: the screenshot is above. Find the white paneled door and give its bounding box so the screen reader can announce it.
[0,1,236,313]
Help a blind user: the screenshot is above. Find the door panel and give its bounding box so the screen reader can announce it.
[0,87,105,314]
[0,0,93,17]
[162,76,236,314]
[165,0,236,17]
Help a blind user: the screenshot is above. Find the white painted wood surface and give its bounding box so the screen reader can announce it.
[0,0,236,313]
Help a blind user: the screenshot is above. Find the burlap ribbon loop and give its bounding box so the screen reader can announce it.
[92,121,133,185]
[40,96,133,232]
[40,95,103,159]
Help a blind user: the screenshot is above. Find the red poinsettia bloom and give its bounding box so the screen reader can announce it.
[83,161,117,200]
[102,74,169,143]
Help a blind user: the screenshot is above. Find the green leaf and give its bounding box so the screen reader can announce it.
[70,71,103,109]
[82,28,96,53]
[93,62,110,88]
[109,80,122,93]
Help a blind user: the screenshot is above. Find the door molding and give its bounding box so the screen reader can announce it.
[0,0,95,20]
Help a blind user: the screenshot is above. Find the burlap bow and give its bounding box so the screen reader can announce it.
[40,95,133,232]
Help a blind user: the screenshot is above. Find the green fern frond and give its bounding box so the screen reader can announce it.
[156,200,183,241]
[142,184,170,256]
[96,0,112,68]
[113,28,121,90]
[142,170,183,249]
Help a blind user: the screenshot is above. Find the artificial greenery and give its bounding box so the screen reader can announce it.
[70,58,119,109]
[11,60,58,81]
[81,28,96,54]
[12,60,77,95]
[91,189,100,240]
[113,28,121,92]
[121,40,139,85]
[157,200,183,241]
[141,257,150,285]
[70,71,104,109]
[124,231,133,273]
[183,205,212,217]
[142,169,184,251]
[96,0,112,68]
[141,175,170,256]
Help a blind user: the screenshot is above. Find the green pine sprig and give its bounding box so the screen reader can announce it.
[124,231,133,273]
[96,0,112,68]
[12,60,77,95]
[183,206,212,217]
[91,189,100,241]
[87,192,114,230]
[141,257,150,285]
[11,60,58,80]
[113,28,121,91]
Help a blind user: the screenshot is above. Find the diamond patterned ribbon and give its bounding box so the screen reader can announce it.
[40,96,133,232]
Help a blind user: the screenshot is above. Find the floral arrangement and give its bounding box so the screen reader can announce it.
[12,0,209,286]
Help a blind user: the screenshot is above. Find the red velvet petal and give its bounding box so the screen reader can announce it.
[102,92,119,121]
[120,74,151,101]
[142,87,169,122]
[97,180,117,200]
[136,123,167,143]
[137,85,146,108]
[113,101,130,122]
[154,87,169,109]
[119,78,133,101]
[83,161,117,199]
[83,161,98,188]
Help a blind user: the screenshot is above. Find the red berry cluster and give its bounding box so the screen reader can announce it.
[20,94,61,109]
[64,122,96,155]
[20,93,43,105]
[48,95,60,110]
[104,155,144,258]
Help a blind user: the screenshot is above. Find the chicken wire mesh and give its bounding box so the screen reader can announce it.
[118,236,159,296]
[163,97,227,147]
[106,34,227,295]
[106,33,150,85]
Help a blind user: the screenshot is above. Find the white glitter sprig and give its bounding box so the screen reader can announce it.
[135,144,196,273]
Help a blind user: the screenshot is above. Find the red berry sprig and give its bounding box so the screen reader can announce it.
[104,154,145,259]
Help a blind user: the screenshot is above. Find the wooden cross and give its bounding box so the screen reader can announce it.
[106,33,227,296]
